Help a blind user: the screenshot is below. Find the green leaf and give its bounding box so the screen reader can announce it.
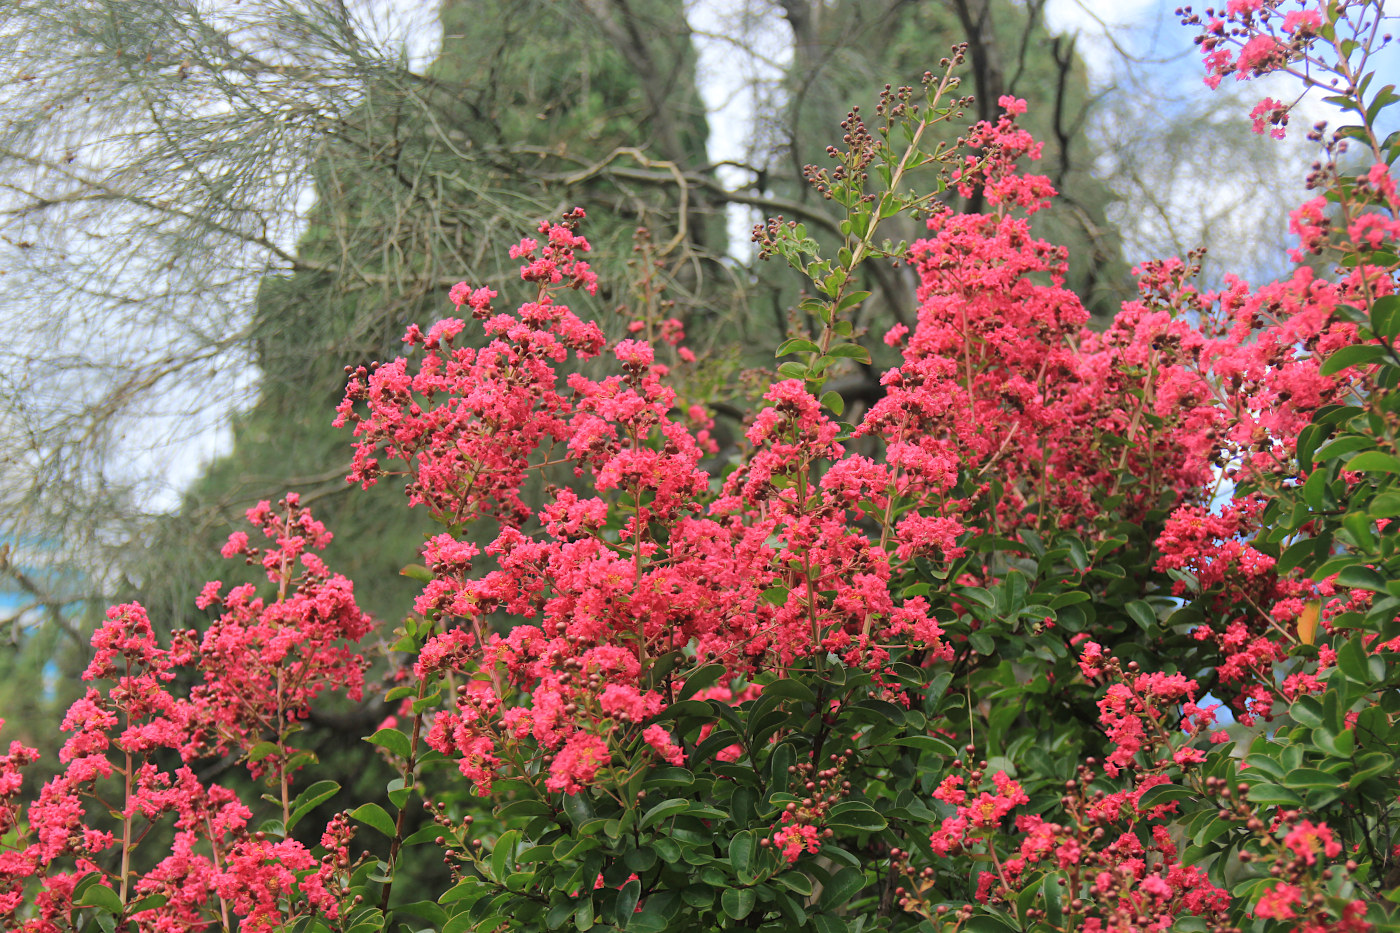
[350,802,397,838]
[552,834,593,861]
[1302,467,1331,510]
[1247,784,1303,807]
[775,891,807,925]
[1243,754,1285,780]
[1048,590,1089,608]
[1337,565,1387,593]
[1283,768,1342,790]
[968,630,995,655]
[1342,510,1376,549]
[545,900,574,931]
[1372,293,1400,340]
[1320,343,1388,375]
[1345,450,1400,473]
[1372,492,1400,517]
[730,831,756,880]
[825,801,887,832]
[126,893,168,914]
[1314,554,1359,580]
[825,343,872,364]
[631,891,681,933]
[1314,435,1376,461]
[761,677,817,704]
[820,866,866,909]
[1368,82,1400,120]
[575,897,594,932]
[624,847,658,874]
[1336,635,1377,684]
[777,361,808,380]
[439,878,488,905]
[1316,726,1356,758]
[721,887,756,920]
[497,799,553,821]
[836,290,871,313]
[246,741,279,763]
[492,829,518,881]
[400,563,433,583]
[1277,537,1319,574]
[890,735,957,757]
[395,900,448,927]
[1136,783,1195,809]
[70,872,100,905]
[677,664,726,701]
[1306,784,1343,809]
[692,729,743,764]
[959,586,996,609]
[1064,536,1089,571]
[820,390,845,416]
[288,780,340,831]
[1017,878,1044,927]
[760,585,790,606]
[1291,696,1326,729]
[774,871,814,896]
[74,883,124,913]
[518,844,556,864]
[776,338,821,357]
[1124,600,1155,630]
[640,798,689,830]
[1297,423,1326,470]
[643,767,694,789]
[1348,752,1395,787]
[615,878,642,927]
[653,837,682,864]
[812,913,849,933]
[443,912,476,933]
[578,817,611,836]
[366,728,412,760]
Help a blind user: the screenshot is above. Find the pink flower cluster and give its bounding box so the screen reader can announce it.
[187,494,373,776]
[772,821,820,864]
[952,96,1057,213]
[914,749,1231,931]
[0,500,368,931]
[928,769,1029,855]
[337,215,607,527]
[1251,819,1367,930]
[342,227,960,795]
[1189,0,1317,89]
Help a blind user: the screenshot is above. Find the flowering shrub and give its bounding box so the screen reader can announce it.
[0,495,366,931]
[3,3,1400,931]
